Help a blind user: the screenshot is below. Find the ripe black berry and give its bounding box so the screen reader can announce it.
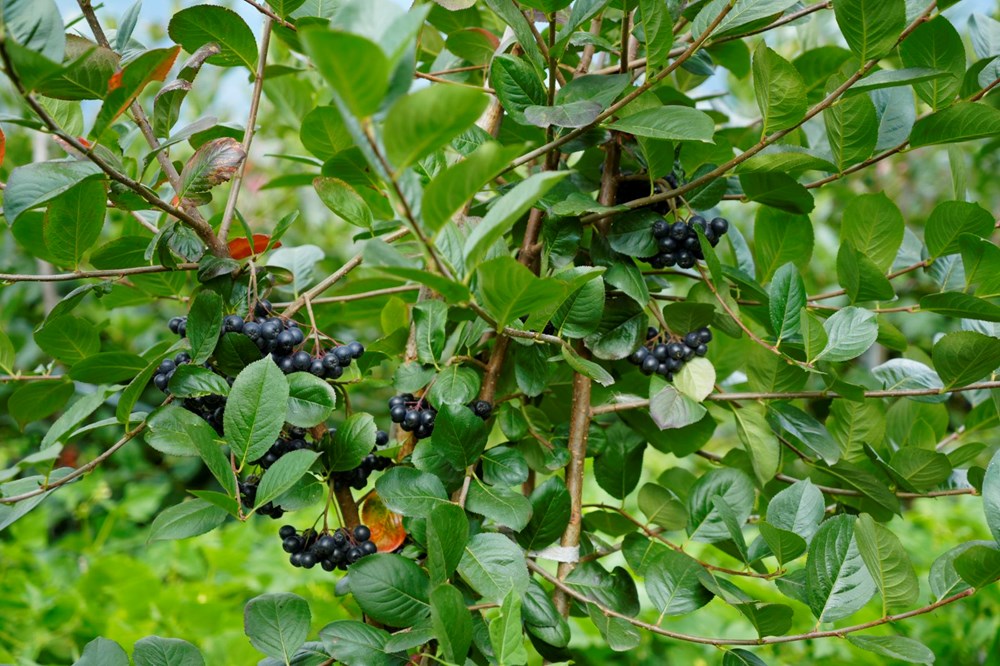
[283,536,302,553]
[354,525,371,541]
[628,326,715,382]
[223,315,244,333]
[279,525,296,539]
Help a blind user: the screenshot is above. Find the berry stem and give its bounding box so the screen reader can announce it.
[333,483,360,529]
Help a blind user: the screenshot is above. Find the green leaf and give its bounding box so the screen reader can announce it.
[961,234,1000,297]
[43,180,106,268]
[639,0,674,68]
[350,554,431,627]
[899,16,965,110]
[608,106,715,142]
[752,43,807,133]
[919,292,1000,322]
[431,585,474,664]
[953,544,1000,588]
[427,502,469,586]
[723,649,768,666]
[608,210,661,257]
[326,412,377,472]
[693,0,801,39]
[889,448,951,492]
[168,5,258,69]
[487,589,527,666]
[73,638,129,666]
[132,636,205,666]
[560,345,615,386]
[754,207,814,282]
[300,105,350,160]
[375,466,449,518]
[925,200,995,257]
[384,85,488,170]
[430,403,490,470]
[4,160,104,226]
[758,522,807,565]
[483,446,530,487]
[145,404,218,457]
[423,142,523,232]
[984,449,1000,545]
[314,177,374,230]
[806,514,876,622]
[815,306,879,363]
[649,383,707,430]
[767,479,826,542]
[2,0,65,62]
[594,432,645,500]
[824,94,878,171]
[837,243,896,303]
[733,404,780,485]
[871,359,944,401]
[463,171,569,269]
[69,352,146,384]
[224,358,289,466]
[739,172,814,214]
[457,532,530,603]
[911,102,1000,147]
[35,315,100,364]
[646,549,713,617]
[168,364,230,399]
[187,291,223,365]
[848,67,951,95]
[213,333,262,376]
[769,263,805,341]
[466,478,532,531]
[932,331,1000,389]
[832,0,906,62]
[8,380,74,430]
[518,476,570,551]
[318,621,398,666]
[584,297,646,361]
[551,270,605,338]
[41,388,114,449]
[148,498,228,542]
[841,192,904,271]
[854,514,919,614]
[477,256,568,330]
[426,366,481,406]
[489,54,546,125]
[255,450,319,509]
[847,635,936,664]
[637,483,687,531]
[243,593,311,662]
[286,373,336,428]
[301,28,389,118]
[687,468,756,543]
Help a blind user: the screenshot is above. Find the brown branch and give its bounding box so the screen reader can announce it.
[75,0,226,257]
[808,260,930,303]
[0,263,198,283]
[713,1,831,45]
[333,483,361,528]
[529,560,976,646]
[414,70,495,93]
[281,228,411,316]
[575,17,603,74]
[507,1,735,173]
[0,374,64,383]
[272,285,419,307]
[0,420,149,504]
[218,16,273,242]
[240,0,296,30]
[580,2,938,225]
[590,380,1000,415]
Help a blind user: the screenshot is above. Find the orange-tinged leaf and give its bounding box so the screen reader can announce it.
[177,137,246,204]
[229,234,278,259]
[361,491,407,552]
[90,46,181,138]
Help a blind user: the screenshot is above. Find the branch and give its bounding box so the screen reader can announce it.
[333,483,361,528]
[0,263,198,283]
[590,380,1000,415]
[807,259,930,303]
[272,285,419,307]
[75,0,227,257]
[581,2,938,224]
[0,374,64,383]
[218,16,273,242]
[506,1,735,173]
[529,559,976,646]
[0,420,148,504]
[281,228,411,316]
[240,0,296,30]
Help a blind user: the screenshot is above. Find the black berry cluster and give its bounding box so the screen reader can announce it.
[239,476,285,518]
[331,429,393,490]
[279,524,377,571]
[389,396,492,440]
[645,215,729,269]
[168,300,365,379]
[628,326,712,381]
[252,430,315,469]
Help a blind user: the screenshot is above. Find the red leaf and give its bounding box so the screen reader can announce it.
[229,233,278,260]
[361,492,407,553]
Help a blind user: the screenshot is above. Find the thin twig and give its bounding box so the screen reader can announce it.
[590,380,1000,415]
[218,16,273,242]
[0,263,198,283]
[529,560,976,646]
[240,0,296,30]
